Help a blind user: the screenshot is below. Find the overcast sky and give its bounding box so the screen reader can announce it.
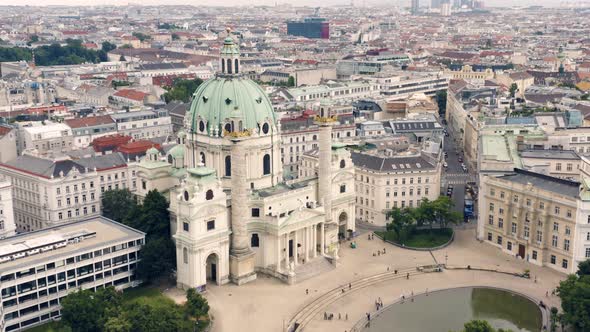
[0,0,569,7]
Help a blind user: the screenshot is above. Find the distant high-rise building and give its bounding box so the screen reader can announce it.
[441,2,452,16]
[411,0,420,14]
[431,0,441,9]
[287,17,330,39]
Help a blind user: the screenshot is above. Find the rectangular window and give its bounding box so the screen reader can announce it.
[550,255,556,264]
[251,208,260,217]
[532,250,538,260]
[497,236,502,245]
[488,215,494,225]
[564,239,570,251]
[553,222,559,232]
[340,185,346,193]
[183,222,189,232]
[487,232,492,241]
[555,206,560,215]
[511,222,517,234]
[507,241,512,251]
[562,259,568,269]
[565,226,571,236]
[206,220,215,231]
[536,230,542,243]
[540,202,544,209]
[586,248,590,258]
[552,235,558,247]
[498,218,503,229]
[524,226,530,239]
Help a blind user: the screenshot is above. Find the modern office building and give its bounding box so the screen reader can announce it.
[286,18,329,39]
[0,217,145,331]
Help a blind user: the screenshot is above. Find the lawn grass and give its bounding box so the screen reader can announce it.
[376,228,453,249]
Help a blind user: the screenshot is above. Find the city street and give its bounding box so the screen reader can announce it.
[442,134,476,217]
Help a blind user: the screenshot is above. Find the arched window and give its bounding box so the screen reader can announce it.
[235,59,239,74]
[263,154,271,175]
[221,59,225,73]
[251,233,259,247]
[206,189,214,200]
[312,135,317,140]
[184,190,189,201]
[262,123,269,134]
[227,59,232,74]
[199,120,205,132]
[200,152,206,165]
[224,123,232,133]
[225,156,231,177]
[183,247,188,264]
[168,155,173,164]
[340,160,346,169]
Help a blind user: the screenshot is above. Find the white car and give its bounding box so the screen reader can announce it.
[443,162,448,168]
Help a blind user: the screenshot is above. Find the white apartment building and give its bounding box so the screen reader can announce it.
[478,169,590,274]
[366,71,449,100]
[348,150,442,226]
[280,117,355,175]
[110,109,173,140]
[0,217,144,332]
[0,153,137,232]
[0,181,16,239]
[17,123,73,156]
[278,81,379,103]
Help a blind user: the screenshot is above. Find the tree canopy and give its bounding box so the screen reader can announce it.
[557,259,590,331]
[101,41,117,53]
[453,319,514,332]
[162,77,204,103]
[102,189,175,283]
[132,32,151,42]
[60,286,210,332]
[0,40,107,65]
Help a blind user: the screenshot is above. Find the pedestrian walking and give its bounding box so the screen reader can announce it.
[306,288,309,295]
[394,269,398,274]
[387,266,390,272]
[339,313,341,320]
[406,273,410,279]
[324,312,328,320]
[349,283,352,290]
[383,248,386,254]
[346,313,348,320]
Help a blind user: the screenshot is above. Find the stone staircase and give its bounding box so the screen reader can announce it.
[294,256,335,283]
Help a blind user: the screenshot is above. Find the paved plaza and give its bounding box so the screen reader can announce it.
[166,227,566,332]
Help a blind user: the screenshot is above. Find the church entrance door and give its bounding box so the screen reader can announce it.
[206,253,219,285]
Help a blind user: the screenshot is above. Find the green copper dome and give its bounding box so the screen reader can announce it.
[187,76,277,134]
[169,144,184,158]
[221,36,240,56]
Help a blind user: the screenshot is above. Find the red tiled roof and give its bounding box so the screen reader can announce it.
[0,126,13,136]
[65,115,115,129]
[92,134,132,152]
[117,141,161,154]
[113,89,148,101]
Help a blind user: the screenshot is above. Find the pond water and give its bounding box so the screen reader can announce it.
[363,287,542,332]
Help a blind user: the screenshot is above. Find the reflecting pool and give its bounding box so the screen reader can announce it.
[363,287,542,332]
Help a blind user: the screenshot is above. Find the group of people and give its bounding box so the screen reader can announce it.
[324,312,348,321]
[375,297,384,310]
[373,248,387,257]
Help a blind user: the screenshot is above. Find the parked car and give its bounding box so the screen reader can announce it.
[443,162,448,168]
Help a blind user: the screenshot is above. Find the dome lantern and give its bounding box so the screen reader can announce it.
[220,28,240,75]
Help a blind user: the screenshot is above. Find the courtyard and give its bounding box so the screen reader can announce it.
[164,226,566,332]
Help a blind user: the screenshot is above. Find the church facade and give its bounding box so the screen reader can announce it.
[138,35,356,290]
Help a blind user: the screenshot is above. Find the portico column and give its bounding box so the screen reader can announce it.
[284,233,288,264]
[294,230,299,266]
[304,226,309,262]
[312,224,317,258]
[276,235,282,273]
[320,223,325,255]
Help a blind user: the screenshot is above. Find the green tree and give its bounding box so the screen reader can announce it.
[509,83,518,98]
[557,259,590,331]
[132,32,151,42]
[123,299,191,332]
[30,34,39,43]
[287,76,296,87]
[577,259,590,276]
[102,41,117,52]
[386,207,415,244]
[162,77,204,103]
[137,189,171,237]
[136,236,175,283]
[102,189,138,223]
[463,320,495,332]
[431,196,461,229]
[186,288,211,330]
[104,315,132,332]
[60,287,121,332]
[436,90,447,115]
